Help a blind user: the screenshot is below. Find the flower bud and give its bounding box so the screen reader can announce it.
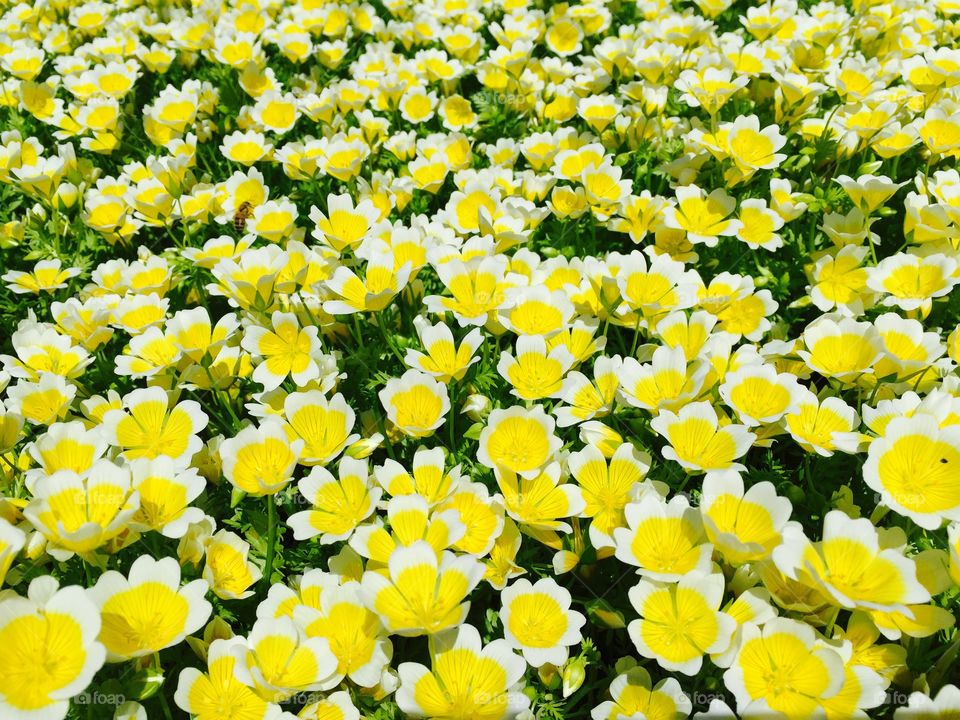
[460,393,492,422]
[114,701,147,720]
[54,181,78,210]
[537,663,561,690]
[0,220,23,249]
[0,405,24,453]
[345,432,383,459]
[177,515,215,567]
[562,656,588,698]
[578,420,622,458]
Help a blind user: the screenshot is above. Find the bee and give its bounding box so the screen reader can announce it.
[233,201,253,232]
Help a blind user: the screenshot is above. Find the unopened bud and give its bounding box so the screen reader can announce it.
[345,433,383,459]
[562,657,588,698]
[460,393,491,422]
[578,421,622,458]
[538,663,561,690]
[54,182,78,210]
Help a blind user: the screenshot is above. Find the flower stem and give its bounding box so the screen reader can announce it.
[263,495,277,588]
[154,653,173,720]
[375,311,406,363]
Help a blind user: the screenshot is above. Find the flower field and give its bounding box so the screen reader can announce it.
[3,0,960,717]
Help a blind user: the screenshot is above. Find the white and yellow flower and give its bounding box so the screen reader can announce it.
[5,373,77,426]
[296,580,393,688]
[497,335,574,401]
[25,420,108,482]
[618,345,709,413]
[232,615,341,703]
[628,571,736,675]
[288,458,381,543]
[436,482,506,558]
[282,391,358,466]
[359,541,484,636]
[773,510,930,612]
[799,316,884,382]
[0,576,105,720]
[501,577,585,667]
[590,665,691,720]
[863,415,960,529]
[297,691,360,720]
[724,618,845,720]
[396,624,528,720]
[651,401,756,473]
[700,470,795,565]
[496,461,585,548]
[784,388,862,456]
[405,316,483,383]
[350,494,465,569]
[128,456,206,538]
[323,257,412,315]
[552,354,621,427]
[242,311,323,391]
[221,420,303,496]
[0,518,26,587]
[379,370,450,438]
[175,637,282,720]
[101,387,208,462]
[867,252,958,313]
[718,363,804,426]
[662,185,741,247]
[24,460,139,560]
[567,442,654,549]
[88,555,211,661]
[478,405,562,479]
[203,529,262,600]
[613,494,712,581]
[374,446,463,506]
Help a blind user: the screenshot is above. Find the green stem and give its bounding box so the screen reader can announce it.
[352,314,365,349]
[263,496,277,588]
[154,654,173,720]
[375,311,406,364]
[427,633,439,667]
[866,233,879,267]
[376,413,398,460]
[447,382,458,453]
[823,606,841,637]
[629,313,642,357]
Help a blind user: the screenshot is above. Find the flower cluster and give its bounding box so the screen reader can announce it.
[1,0,960,718]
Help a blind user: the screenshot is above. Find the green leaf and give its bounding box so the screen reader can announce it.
[463,422,484,440]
